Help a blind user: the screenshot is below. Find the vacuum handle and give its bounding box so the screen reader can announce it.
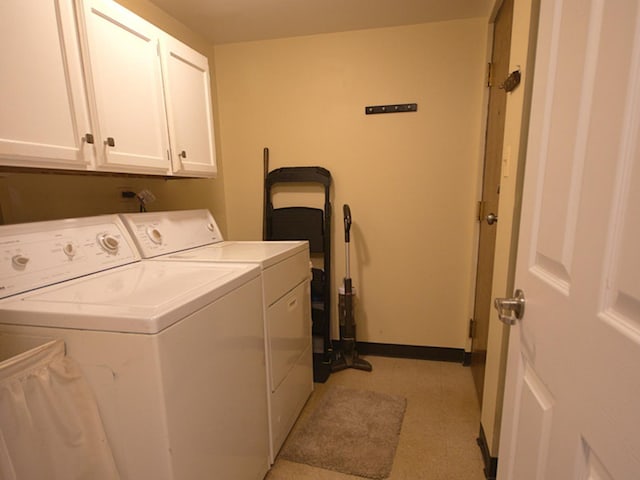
[343,204,352,243]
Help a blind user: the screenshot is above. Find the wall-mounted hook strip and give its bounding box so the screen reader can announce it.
[499,69,521,92]
[365,103,418,115]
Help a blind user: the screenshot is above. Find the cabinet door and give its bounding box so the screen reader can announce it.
[161,36,217,177]
[0,0,93,170]
[78,0,171,175]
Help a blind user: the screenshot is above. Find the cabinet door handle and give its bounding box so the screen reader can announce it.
[84,133,95,144]
[179,150,187,159]
[105,137,116,147]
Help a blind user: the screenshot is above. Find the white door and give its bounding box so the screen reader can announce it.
[0,0,93,169]
[161,36,217,177]
[498,0,640,479]
[78,0,171,175]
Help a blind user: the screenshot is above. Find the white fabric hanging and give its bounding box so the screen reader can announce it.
[0,337,120,480]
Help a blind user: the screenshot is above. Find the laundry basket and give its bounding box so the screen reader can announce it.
[0,334,120,480]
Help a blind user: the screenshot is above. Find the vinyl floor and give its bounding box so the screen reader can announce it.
[265,355,487,480]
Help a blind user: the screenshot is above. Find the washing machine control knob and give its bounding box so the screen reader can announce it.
[97,233,119,254]
[146,226,163,245]
[11,254,29,270]
[63,242,77,259]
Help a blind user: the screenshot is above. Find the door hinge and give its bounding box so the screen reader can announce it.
[468,319,477,339]
[486,62,493,87]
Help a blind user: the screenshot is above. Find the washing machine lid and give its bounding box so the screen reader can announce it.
[0,261,260,334]
[163,241,308,269]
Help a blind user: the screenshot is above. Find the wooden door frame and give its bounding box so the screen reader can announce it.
[470,0,514,406]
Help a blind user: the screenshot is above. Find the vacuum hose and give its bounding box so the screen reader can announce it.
[343,204,351,281]
[343,204,351,243]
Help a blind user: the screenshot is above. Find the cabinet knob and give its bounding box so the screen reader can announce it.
[179,150,187,159]
[105,137,116,147]
[84,133,95,144]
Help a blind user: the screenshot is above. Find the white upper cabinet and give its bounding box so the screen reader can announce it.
[161,36,217,177]
[0,0,216,178]
[0,0,94,170]
[77,0,171,175]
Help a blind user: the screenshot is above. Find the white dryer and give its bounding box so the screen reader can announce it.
[120,209,313,462]
[0,215,269,480]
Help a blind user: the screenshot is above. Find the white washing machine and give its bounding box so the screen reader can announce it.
[120,209,313,463]
[0,215,269,480]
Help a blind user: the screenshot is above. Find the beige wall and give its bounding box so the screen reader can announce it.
[214,19,489,348]
[0,0,227,232]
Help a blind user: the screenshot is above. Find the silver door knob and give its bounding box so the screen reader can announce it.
[494,289,525,325]
[486,213,498,225]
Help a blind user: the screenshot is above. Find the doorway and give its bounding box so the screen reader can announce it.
[470,0,514,403]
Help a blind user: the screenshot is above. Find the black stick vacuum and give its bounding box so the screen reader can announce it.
[332,204,372,372]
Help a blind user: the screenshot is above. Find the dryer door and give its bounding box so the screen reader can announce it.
[267,281,311,392]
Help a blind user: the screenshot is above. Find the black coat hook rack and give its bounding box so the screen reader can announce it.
[365,103,418,115]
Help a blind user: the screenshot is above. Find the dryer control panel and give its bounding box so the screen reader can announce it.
[0,215,139,300]
[120,209,224,258]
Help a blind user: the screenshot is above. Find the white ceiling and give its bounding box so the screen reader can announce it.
[148,0,495,45]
